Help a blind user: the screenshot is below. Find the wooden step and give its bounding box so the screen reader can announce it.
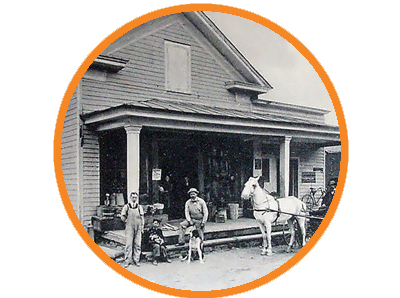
[100,218,289,259]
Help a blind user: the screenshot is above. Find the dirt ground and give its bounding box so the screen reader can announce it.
[123,245,297,291]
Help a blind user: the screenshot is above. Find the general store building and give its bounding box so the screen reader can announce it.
[61,11,340,228]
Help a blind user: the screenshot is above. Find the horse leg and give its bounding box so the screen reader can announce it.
[257,221,268,255]
[297,216,307,247]
[265,221,273,256]
[286,218,295,253]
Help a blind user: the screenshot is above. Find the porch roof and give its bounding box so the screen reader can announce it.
[82,99,341,147]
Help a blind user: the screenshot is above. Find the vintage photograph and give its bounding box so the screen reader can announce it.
[60,10,341,291]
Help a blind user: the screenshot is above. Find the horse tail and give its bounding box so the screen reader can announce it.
[299,199,308,216]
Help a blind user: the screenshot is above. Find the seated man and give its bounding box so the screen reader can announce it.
[321,178,337,209]
[177,188,208,246]
[147,219,171,265]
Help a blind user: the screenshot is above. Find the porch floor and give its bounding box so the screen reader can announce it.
[101,217,288,256]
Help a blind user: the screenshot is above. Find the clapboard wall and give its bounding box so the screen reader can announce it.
[81,127,99,226]
[294,146,326,198]
[81,16,243,115]
[61,87,80,219]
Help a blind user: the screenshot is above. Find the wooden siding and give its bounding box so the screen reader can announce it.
[61,89,80,217]
[81,19,245,114]
[62,86,101,226]
[292,146,326,198]
[81,128,100,225]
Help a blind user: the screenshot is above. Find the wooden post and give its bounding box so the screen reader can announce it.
[124,125,142,197]
[279,136,292,197]
[151,138,159,203]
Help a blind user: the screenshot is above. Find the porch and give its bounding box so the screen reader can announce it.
[96,217,290,260]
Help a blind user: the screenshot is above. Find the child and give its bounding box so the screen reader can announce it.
[148,219,171,265]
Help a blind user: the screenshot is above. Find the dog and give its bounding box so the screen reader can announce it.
[187,226,204,264]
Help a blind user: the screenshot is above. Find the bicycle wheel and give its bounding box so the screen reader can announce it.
[302,194,314,210]
[314,188,325,207]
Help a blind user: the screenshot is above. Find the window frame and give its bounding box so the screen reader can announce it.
[164,40,191,94]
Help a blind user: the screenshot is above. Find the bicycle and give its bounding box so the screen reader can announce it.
[301,187,326,210]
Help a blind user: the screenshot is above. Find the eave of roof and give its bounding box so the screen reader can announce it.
[81,100,340,146]
[225,81,271,95]
[89,55,128,72]
[254,98,332,115]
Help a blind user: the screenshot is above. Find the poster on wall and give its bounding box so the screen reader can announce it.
[302,172,316,183]
[152,168,162,181]
[254,159,262,170]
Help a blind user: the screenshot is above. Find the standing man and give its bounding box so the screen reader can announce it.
[176,188,208,246]
[120,192,144,268]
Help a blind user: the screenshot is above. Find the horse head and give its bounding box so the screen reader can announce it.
[241,176,260,200]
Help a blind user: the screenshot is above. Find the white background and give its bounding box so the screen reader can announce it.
[1,1,398,297]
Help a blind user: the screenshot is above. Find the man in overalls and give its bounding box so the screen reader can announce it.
[120,192,144,268]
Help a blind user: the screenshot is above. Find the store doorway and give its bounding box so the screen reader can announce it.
[276,158,299,197]
[159,140,199,219]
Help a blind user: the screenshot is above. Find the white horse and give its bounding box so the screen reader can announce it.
[241,176,307,255]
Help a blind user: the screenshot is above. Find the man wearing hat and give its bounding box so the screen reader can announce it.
[176,188,208,246]
[321,178,337,209]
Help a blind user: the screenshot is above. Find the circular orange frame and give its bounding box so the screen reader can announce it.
[54,3,348,297]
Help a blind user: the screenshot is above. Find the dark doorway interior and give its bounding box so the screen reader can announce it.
[276,158,299,197]
[159,139,199,219]
[289,158,299,197]
[99,129,127,205]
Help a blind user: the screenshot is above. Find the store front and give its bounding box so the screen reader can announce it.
[62,11,341,227]
[98,127,253,220]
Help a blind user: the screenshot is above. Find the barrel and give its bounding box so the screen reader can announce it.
[216,209,227,223]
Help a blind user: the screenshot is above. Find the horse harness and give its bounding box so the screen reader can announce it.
[251,194,283,223]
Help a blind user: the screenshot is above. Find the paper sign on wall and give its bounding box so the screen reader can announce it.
[152,169,162,181]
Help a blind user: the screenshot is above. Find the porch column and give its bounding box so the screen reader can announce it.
[125,125,142,197]
[279,136,292,197]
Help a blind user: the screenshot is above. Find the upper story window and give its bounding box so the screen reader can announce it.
[165,40,191,93]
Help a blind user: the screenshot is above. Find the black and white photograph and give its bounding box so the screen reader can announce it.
[2,1,399,298]
[59,8,342,292]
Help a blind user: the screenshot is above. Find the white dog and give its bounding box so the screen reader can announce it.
[187,226,204,264]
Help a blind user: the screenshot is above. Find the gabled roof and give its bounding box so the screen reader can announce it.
[183,12,272,89]
[102,11,272,93]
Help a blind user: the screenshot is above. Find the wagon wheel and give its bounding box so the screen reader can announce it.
[302,194,315,210]
[305,217,317,242]
[282,223,291,246]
